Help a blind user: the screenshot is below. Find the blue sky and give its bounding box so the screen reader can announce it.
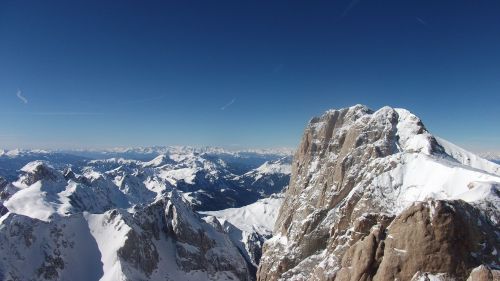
[0,0,499,151]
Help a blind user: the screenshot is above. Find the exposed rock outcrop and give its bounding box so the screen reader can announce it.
[19,161,62,186]
[466,265,500,281]
[335,200,499,281]
[257,105,500,281]
[0,191,251,281]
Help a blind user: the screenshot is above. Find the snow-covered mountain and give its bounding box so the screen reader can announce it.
[0,191,250,281]
[2,106,499,281]
[257,105,500,281]
[0,150,88,181]
[0,147,292,211]
[235,157,292,197]
[0,147,292,281]
[55,146,293,163]
[0,146,292,175]
[201,194,284,275]
[0,148,292,218]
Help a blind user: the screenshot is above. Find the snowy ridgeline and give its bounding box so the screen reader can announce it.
[0,147,292,281]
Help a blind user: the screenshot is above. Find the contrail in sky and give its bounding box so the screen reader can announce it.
[221,98,236,110]
[16,89,28,104]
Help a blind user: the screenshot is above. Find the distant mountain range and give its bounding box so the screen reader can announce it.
[0,106,499,281]
[0,146,291,280]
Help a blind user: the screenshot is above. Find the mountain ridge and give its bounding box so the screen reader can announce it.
[257,105,500,281]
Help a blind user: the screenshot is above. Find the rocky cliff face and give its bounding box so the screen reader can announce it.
[0,191,250,281]
[257,105,500,281]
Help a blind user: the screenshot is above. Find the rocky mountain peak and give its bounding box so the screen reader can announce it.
[19,161,63,186]
[257,105,500,281]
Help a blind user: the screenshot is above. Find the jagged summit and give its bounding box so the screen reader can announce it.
[0,146,290,280]
[307,105,441,156]
[18,160,64,186]
[258,105,500,281]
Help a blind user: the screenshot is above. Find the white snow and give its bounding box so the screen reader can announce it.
[160,168,197,184]
[242,157,291,181]
[393,248,407,254]
[254,161,291,176]
[142,154,172,167]
[411,272,450,281]
[456,181,499,202]
[4,181,59,221]
[0,147,295,281]
[0,214,103,281]
[201,195,283,236]
[436,137,500,176]
[395,108,435,154]
[370,153,500,214]
[20,160,52,173]
[84,212,130,281]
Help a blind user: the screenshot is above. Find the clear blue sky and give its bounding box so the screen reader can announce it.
[1,0,499,151]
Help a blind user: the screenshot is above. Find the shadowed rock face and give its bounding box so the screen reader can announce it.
[117,194,251,281]
[0,192,251,281]
[20,162,62,186]
[0,177,7,190]
[0,177,11,216]
[257,105,500,281]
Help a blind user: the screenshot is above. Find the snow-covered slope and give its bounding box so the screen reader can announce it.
[236,157,291,197]
[0,191,251,281]
[436,137,500,175]
[201,195,284,274]
[251,158,292,177]
[202,195,283,236]
[3,161,144,221]
[0,213,103,281]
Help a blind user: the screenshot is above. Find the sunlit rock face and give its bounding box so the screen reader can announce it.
[0,191,251,281]
[257,105,500,281]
